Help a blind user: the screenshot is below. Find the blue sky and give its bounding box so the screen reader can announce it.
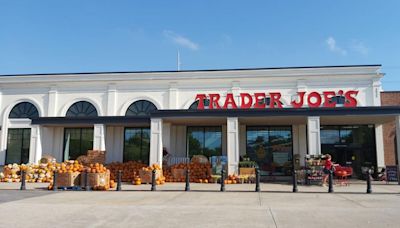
[1,0,399,90]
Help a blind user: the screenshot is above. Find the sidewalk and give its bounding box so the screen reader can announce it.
[1,181,399,194]
[0,182,400,228]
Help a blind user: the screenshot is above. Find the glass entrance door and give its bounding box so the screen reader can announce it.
[6,128,31,164]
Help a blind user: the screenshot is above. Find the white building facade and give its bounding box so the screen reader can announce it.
[1,65,399,179]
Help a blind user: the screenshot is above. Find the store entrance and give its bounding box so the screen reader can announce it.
[6,128,31,164]
[321,125,376,178]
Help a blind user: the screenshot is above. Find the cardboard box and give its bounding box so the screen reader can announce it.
[239,168,256,175]
[139,169,163,184]
[171,168,186,179]
[56,172,81,187]
[80,170,110,188]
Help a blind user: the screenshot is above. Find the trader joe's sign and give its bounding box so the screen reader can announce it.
[194,90,358,109]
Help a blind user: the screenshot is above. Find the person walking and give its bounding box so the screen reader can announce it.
[322,154,333,187]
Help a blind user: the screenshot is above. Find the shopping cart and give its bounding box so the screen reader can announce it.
[334,165,353,186]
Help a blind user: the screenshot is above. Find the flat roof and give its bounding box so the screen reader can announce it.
[0,64,381,77]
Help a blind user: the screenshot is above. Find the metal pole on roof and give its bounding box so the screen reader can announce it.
[177,50,181,71]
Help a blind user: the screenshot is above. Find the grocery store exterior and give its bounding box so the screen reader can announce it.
[1,65,400,179]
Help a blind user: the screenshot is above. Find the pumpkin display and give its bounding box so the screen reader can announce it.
[56,160,84,174]
[138,164,164,184]
[163,162,212,183]
[107,161,147,182]
[0,162,56,183]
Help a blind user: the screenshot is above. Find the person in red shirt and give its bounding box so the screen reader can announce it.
[322,154,333,186]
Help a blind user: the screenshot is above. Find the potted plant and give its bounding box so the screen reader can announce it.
[239,156,258,175]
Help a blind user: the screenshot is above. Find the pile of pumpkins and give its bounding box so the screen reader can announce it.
[107,161,147,182]
[224,174,240,184]
[55,160,84,174]
[139,164,165,185]
[0,163,56,183]
[141,163,162,172]
[163,162,212,183]
[86,163,108,174]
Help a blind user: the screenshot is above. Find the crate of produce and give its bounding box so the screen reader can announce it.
[80,170,110,189]
[139,169,163,184]
[171,168,186,179]
[56,172,81,187]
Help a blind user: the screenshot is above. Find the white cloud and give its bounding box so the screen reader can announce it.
[352,41,369,55]
[326,36,347,56]
[163,30,199,51]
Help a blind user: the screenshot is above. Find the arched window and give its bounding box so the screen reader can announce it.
[125,100,157,116]
[66,101,98,117]
[9,102,39,118]
[189,99,210,109]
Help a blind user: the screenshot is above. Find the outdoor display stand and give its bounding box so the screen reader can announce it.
[305,155,325,185]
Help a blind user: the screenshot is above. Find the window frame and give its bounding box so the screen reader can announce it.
[186,126,222,158]
[63,127,94,161]
[123,127,151,163]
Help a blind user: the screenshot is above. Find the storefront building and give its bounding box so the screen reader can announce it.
[1,65,400,179]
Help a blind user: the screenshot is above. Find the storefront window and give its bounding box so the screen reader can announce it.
[6,128,31,164]
[246,126,292,176]
[63,128,94,160]
[321,125,376,178]
[187,126,222,158]
[124,127,150,163]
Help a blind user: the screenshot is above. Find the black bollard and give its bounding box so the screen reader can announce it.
[220,169,226,192]
[366,169,372,194]
[255,168,260,192]
[328,170,334,193]
[151,169,156,191]
[85,171,90,191]
[53,172,58,191]
[116,170,122,191]
[20,170,26,190]
[292,169,298,193]
[185,168,190,191]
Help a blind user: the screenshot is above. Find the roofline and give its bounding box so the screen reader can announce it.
[30,106,400,126]
[0,64,382,77]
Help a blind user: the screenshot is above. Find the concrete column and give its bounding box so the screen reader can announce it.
[227,117,239,175]
[395,116,400,169]
[298,124,308,164]
[47,86,58,116]
[93,124,106,151]
[307,116,321,155]
[107,84,117,116]
[149,118,163,167]
[162,122,171,154]
[375,124,385,168]
[29,125,42,164]
[0,120,8,165]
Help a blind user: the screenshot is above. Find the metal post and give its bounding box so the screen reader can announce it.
[367,169,372,194]
[328,169,334,193]
[220,168,226,192]
[255,168,260,192]
[292,169,298,193]
[85,171,90,191]
[20,170,26,190]
[116,170,122,191]
[151,169,156,191]
[185,168,190,191]
[53,172,58,191]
